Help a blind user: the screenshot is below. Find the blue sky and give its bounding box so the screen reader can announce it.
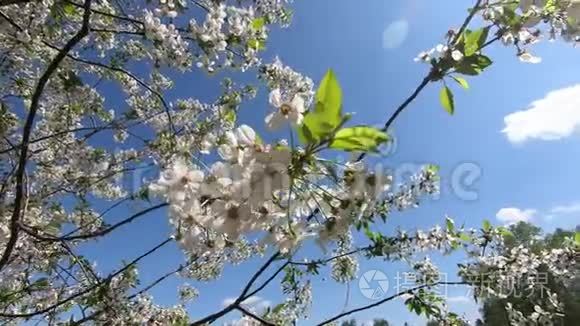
[83,0,580,324]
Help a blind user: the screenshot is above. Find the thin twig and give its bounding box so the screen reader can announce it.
[128,257,198,299]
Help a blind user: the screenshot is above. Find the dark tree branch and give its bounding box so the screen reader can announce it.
[452,0,484,45]
[190,252,281,325]
[20,203,168,241]
[355,0,485,163]
[245,260,290,299]
[236,305,275,326]
[0,0,93,272]
[128,257,198,299]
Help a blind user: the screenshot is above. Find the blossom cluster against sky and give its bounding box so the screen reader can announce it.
[83,0,580,324]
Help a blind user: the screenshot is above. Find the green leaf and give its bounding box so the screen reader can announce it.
[473,54,492,69]
[297,70,345,145]
[297,112,337,144]
[297,120,316,144]
[497,226,514,238]
[575,232,580,246]
[439,86,454,115]
[482,219,492,232]
[451,76,469,89]
[252,17,266,30]
[224,109,236,124]
[459,232,471,242]
[446,217,455,232]
[463,27,490,56]
[329,126,389,152]
[63,3,76,16]
[455,54,492,76]
[248,38,266,50]
[314,69,343,129]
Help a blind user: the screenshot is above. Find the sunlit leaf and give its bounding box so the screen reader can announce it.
[252,17,266,29]
[455,54,492,75]
[446,217,455,232]
[451,76,469,89]
[464,27,490,56]
[483,219,492,232]
[439,86,454,115]
[329,126,389,152]
[314,69,342,129]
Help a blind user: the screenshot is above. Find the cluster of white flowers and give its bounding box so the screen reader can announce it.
[330,233,359,283]
[385,165,440,211]
[458,245,576,305]
[254,0,293,26]
[505,294,563,326]
[380,225,460,259]
[267,281,313,324]
[481,0,580,64]
[188,2,272,71]
[414,44,464,63]
[150,124,295,253]
[178,283,199,303]
[412,257,441,284]
[154,0,183,18]
[143,10,191,68]
[106,295,189,325]
[259,57,315,104]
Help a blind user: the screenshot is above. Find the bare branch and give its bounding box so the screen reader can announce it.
[190,251,281,325]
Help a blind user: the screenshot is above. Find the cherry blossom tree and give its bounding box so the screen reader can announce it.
[0,0,578,325]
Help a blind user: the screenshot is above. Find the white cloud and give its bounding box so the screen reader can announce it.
[221,296,271,311]
[383,19,409,49]
[496,207,536,224]
[550,202,580,214]
[502,84,580,143]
